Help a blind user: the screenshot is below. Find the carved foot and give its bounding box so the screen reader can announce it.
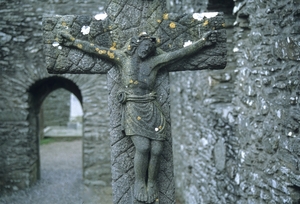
[147,182,158,203]
[134,181,148,202]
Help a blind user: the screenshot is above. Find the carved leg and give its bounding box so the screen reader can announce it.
[131,136,151,202]
[147,140,163,203]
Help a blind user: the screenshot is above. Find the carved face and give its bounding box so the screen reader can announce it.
[137,39,156,59]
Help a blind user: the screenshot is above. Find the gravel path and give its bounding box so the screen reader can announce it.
[1,140,84,204]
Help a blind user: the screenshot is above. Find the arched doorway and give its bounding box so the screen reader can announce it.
[24,74,113,203]
[28,76,83,180]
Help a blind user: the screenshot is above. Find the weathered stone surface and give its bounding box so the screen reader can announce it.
[2,0,300,204]
[44,13,226,74]
[42,88,70,127]
[0,0,111,199]
[171,0,300,204]
[43,1,226,203]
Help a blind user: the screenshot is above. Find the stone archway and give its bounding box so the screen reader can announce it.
[1,72,111,201]
[28,76,83,181]
[26,74,112,202]
[29,76,82,110]
[0,0,110,197]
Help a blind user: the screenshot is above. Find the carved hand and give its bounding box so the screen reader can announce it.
[203,30,218,46]
[58,31,75,46]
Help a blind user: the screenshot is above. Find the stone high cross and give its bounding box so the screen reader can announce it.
[43,1,226,203]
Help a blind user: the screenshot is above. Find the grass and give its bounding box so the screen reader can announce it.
[40,137,81,145]
[40,138,56,145]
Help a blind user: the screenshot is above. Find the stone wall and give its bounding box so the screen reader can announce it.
[1,0,300,203]
[168,0,207,13]
[170,0,300,203]
[170,5,238,204]
[42,88,70,127]
[0,0,111,199]
[232,0,300,203]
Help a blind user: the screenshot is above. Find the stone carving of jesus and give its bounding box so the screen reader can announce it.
[59,30,216,203]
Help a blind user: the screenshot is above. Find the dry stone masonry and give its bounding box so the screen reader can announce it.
[170,0,300,203]
[0,1,111,202]
[42,88,70,128]
[1,0,300,204]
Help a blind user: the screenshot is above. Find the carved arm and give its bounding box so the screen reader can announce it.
[153,31,217,70]
[60,31,123,64]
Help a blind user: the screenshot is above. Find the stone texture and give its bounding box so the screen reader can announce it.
[170,0,300,203]
[232,0,300,203]
[0,0,111,201]
[1,0,300,204]
[43,1,226,203]
[42,88,70,127]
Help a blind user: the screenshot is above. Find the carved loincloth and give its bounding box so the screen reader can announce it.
[119,92,166,141]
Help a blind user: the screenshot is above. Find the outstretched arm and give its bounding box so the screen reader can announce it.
[59,31,124,64]
[153,31,217,69]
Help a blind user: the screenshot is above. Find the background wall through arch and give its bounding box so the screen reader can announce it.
[42,88,71,128]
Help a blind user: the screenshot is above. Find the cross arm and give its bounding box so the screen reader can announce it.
[154,12,227,72]
[153,31,216,70]
[60,31,123,65]
[43,15,116,74]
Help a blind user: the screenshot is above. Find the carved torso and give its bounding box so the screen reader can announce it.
[120,55,158,96]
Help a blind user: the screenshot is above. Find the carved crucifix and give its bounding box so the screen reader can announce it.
[43,1,226,203]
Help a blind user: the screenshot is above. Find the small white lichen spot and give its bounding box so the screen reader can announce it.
[58,46,62,50]
[234,173,240,185]
[183,40,193,47]
[81,26,90,35]
[95,13,107,21]
[155,128,159,132]
[200,138,208,146]
[241,151,245,163]
[193,12,218,21]
[233,47,239,52]
[52,42,59,47]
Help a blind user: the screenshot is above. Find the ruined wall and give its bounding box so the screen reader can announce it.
[232,0,300,203]
[171,0,300,203]
[0,0,111,197]
[2,0,300,203]
[170,1,239,202]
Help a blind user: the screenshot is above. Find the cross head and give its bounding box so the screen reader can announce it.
[43,0,226,203]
